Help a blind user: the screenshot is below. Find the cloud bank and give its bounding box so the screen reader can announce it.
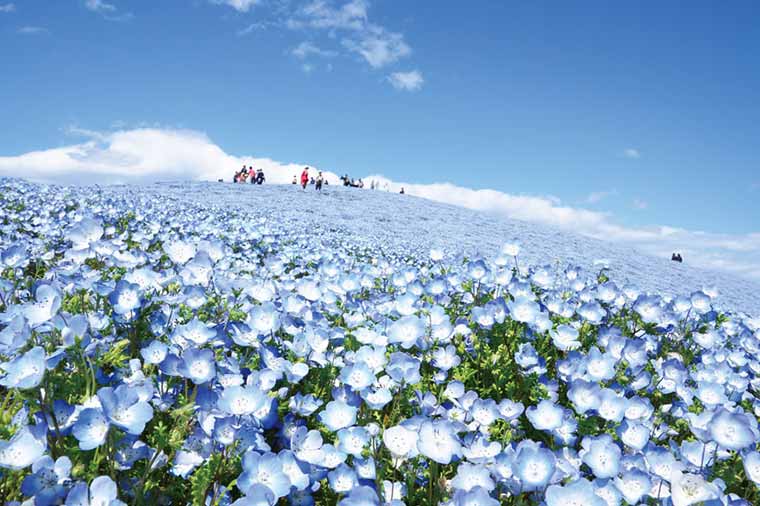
[2,127,759,281]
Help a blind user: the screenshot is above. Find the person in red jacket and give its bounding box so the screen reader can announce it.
[300,167,309,190]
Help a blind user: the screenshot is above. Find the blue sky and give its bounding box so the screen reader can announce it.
[1,1,759,239]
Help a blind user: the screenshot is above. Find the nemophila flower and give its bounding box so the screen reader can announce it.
[0,424,47,470]
[578,300,606,323]
[432,344,461,371]
[617,420,650,451]
[278,450,309,491]
[218,385,267,416]
[742,451,760,485]
[614,469,651,504]
[0,346,46,389]
[339,362,375,391]
[470,398,501,430]
[237,451,291,500]
[551,324,581,351]
[512,442,556,491]
[387,315,426,349]
[670,470,721,506]
[567,379,601,414]
[318,400,357,432]
[291,427,324,465]
[173,317,216,346]
[709,408,757,451]
[1,243,29,268]
[21,455,71,505]
[382,425,418,460]
[108,280,142,317]
[507,296,540,324]
[386,352,421,385]
[462,434,501,463]
[361,386,392,410]
[328,463,359,494]
[597,389,628,423]
[526,400,564,431]
[98,384,154,436]
[515,342,541,370]
[417,420,462,464]
[180,347,216,385]
[289,393,323,417]
[140,340,168,365]
[584,347,617,382]
[545,478,605,506]
[164,239,196,265]
[451,462,495,492]
[249,302,281,336]
[338,486,380,506]
[690,291,712,314]
[498,399,524,421]
[65,475,125,506]
[72,408,110,450]
[580,435,621,479]
[0,315,31,355]
[24,284,62,327]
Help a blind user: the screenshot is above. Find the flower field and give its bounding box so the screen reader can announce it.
[1,178,759,506]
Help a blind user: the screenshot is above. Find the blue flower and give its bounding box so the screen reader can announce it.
[709,408,757,451]
[237,451,292,500]
[451,462,495,492]
[21,455,71,506]
[614,469,651,504]
[0,424,47,470]
[108,280,143,316]
[98,384,154,436]
[72,408,109,450]
[387,315,426,349]
[336,426,370,457]
[337,486,379,506]
[0,346,46,389]
[180,347,216,385]
[451,486,499,506]
[65,475,125,506]
[385,352,421,385]
[417,420,462,464]
[580,435,621,479]
[432,344,461,371]
[140,340,168,365]
[328,463,358,493]
[526,400,564,431]
[318,400,357,432]
[339,362,375,391]
[512,442,556,491]
[218,385,268,416]
[545,478,606,506]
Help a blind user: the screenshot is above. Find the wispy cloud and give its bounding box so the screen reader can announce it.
[291,41,337,59]
[632,198,649,210]
[387,70,424,91]
[585,189,617,204]
[0,3,15,13]
[288,0,368,31]
[210,0,261,12]
[623,148,640,159]
[342,25,410,68]
[2,127,759,281]
[85,0,116,13]
[17,26,48,34]
[236,22,269,36]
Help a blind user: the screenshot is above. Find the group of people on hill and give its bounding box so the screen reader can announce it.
[340,175,365,188]
[671,252,684,263]
[292,167,327,191]
[233,166,265,184]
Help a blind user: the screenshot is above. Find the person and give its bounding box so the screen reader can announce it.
[300,167,309,189]
[292,175,297,185]
[310,177,315,185]
[250,167,257,184]
[256,169,265,185]
[358,179,364,188]
[400,187,405,194]
[315,171,324,191]
[342,174,350,187]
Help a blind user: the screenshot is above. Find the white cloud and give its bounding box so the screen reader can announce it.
[632,198,648,210]
[5,127,757,280]
[291,41,337,59]
[623,148,640,159]
[290,0,368,31]
[0,3,15,13]
[387,70,424,91]
[342,25,410,68]
[85,0,116,13]
[288,1,412,69]
[237,22,268,36]
[211,0,261,12]
[17,26,48,34]
[586,190,616,204]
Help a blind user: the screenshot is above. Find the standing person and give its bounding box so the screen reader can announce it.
[315,171,324,191]
[400,187,405,194]
[292,175,297,185]
[256,169,265,185]
[300,167,309,190]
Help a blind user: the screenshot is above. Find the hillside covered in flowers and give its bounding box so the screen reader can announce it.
[1,178,759,506]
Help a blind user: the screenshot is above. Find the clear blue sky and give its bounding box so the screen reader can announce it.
[1,0,759,234]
